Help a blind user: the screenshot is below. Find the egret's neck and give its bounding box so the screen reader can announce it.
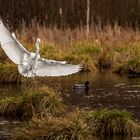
[35,43,40,55]
[35,39,40,60]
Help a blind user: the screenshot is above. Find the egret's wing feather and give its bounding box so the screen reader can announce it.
[36,58,82,77]
[39,58,66,64]
[0,21,30,64]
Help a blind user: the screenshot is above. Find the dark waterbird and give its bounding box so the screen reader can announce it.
[73,81,89,95]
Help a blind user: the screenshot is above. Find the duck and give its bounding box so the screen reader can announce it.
[73,81,89,90]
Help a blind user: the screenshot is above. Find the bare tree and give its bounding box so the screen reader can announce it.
[86,0,90,37]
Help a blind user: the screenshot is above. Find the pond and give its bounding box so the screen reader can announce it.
[45,71,140,120]
[0,71,140,139]
[1,71,140,119]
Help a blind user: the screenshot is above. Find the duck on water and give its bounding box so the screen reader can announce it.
[73,81,89,95]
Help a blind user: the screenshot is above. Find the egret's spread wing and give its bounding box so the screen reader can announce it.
[0,20,30,64]
[39,58,66,64]
[36,58,82,77]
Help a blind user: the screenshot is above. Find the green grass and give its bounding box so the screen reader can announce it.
[71,41,102,56]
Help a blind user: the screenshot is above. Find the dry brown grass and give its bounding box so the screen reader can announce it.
[15,22,140,71]
[0,86,64,120]
[13,109,140,140]
[1,21,140,77]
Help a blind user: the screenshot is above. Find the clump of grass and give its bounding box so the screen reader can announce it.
[114,59,140,75]
[30,86,64,117]
[84,109,140,136]
[13,110,92,140]
[0,86,64,120]
[126,59,140,74]
[0,63,22,84]
[98,52,115,70]
[64,41,102,71]
[65,54,97,71]
[13,109,140,139]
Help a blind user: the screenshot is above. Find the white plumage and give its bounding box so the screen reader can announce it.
[0,20,82,77]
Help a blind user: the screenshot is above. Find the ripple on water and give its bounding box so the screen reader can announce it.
[114,83,126,87]
[0,118,21,139]
[126,90,140,93]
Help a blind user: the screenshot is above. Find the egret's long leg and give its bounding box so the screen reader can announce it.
[33,68,36,77]
[30,68,35,77]
[25,70,32,85]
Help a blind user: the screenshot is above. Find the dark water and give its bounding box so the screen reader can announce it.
[0,72,140,139]
[0,117,21,140]
[44,72,140,120]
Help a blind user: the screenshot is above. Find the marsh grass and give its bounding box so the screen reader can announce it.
[40,42,65,61]
[30,86,64,117]
[0,86,64,120]
[13,110,92,140]
[84,109,140,136]
[1,22,140,79]
[15,22,140,73]
[13,109,140,139]
[71,41,102,57]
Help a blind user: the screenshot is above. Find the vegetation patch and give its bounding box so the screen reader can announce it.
[1,23,140,78]
[84,109,140,136]
[98,51,115,70]
[13,111,92,140]
[71,41,102,57]
[0,86,64,120]
[126,59,140,74]
[64,54,97,72]
[40,42,65,61]
[12,109,140,139]
[0,63,22,84]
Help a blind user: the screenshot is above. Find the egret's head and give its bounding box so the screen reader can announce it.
[37,38,41,44]
[36,38,41,47]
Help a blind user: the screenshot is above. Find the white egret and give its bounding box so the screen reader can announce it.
[0,20,82,77]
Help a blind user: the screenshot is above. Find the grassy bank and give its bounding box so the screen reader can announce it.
[16,22,140,70]
[0,23,140,81]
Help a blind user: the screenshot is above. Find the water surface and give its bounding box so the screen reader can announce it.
[44,72,140,120]
[1,72,140,119]
[0,72,140,139]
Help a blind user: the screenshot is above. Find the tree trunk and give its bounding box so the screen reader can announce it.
[86,0,90,37]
